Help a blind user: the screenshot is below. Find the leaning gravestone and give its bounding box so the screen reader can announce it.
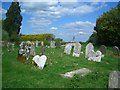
[85,43,94,58]
[64,43,72,55]
[73,42,81,57]
[108,71,120,88]
[112,46,120,56]
[100,45,107,54]
[32,55,47,69]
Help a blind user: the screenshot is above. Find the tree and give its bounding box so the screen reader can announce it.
[3,0,22,41]
[2,30,9,41]
[87,32,98,44]
[93,2,120,46]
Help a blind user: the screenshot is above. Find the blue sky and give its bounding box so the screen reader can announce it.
[1,1,119,42]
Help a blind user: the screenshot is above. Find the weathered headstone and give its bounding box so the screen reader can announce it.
[32,55,47,69]
[73,42,81,57]
[108,71,120,88]
[88,50,103,62]
[112,46,120,56]
[41,41,44,46]
[12,43,15,51]
[17,43,26,63]
[64,43,72,55]
[100,45,107,54]
[85,43,94,58]
[36,40,38,47]
[61,68,91,78]
[7,42,11,52]
[40,46,46,55]
[50,41,56,48]
[56,41,61,48]
[30,42,36,56]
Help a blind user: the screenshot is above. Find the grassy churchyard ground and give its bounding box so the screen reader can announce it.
[2,44,119,88]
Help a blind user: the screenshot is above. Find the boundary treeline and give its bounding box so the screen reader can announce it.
[88,2,120,47]
[20,34,55,41]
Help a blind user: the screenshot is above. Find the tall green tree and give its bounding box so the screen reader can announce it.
[93,2,120,46]
[3,0,22,41]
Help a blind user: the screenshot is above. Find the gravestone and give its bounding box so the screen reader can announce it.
[36,40,38,47]
[100,45,107,54]
[73,42,81,57]
[64,43,72,55]
[56,41,61,48]
[85,43,94,58]
[17,43,26,63]
[32,55,47,69]
[61,68,91,78]
[40,46,45,55]
[88,50,103,62]
[41,41,44,46]
[12,43,15,51]
[108,71,120,88]
[7,42,11,52]
[50,41,56,48]
[112,46,120,56]
[30,42,36,56]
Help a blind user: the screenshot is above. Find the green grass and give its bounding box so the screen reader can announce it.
[2,44,119,88]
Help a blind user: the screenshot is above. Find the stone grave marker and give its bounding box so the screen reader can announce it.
[30,42,36,56]
[108,71,120,88]
[36,40,38,47]
[100,45,107,54]
[40,46,46,55]
[88,50,103,62]
[61,68,91,78]
[50,41,56,48]
[32,55,47,69]
[41,41,44,46]
[64,43,72,55]
[85,42,94,58]
[112,46,120,56]
[56,41,61,48]
[73,42,81,57]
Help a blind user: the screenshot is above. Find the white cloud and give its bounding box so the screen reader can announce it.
[63,21,95,30]
[21,2,107,19]
[28,17,51,28]
[59,20,95,41]
[21,9,26,13]
[20,2,107,41]
[50,27,58,30]
[0,6,7,19]
[0,7,7,15]
[79,31,86,35]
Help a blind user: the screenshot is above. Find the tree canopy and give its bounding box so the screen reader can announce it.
[3,1,22,42]
[90,2,120,46]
